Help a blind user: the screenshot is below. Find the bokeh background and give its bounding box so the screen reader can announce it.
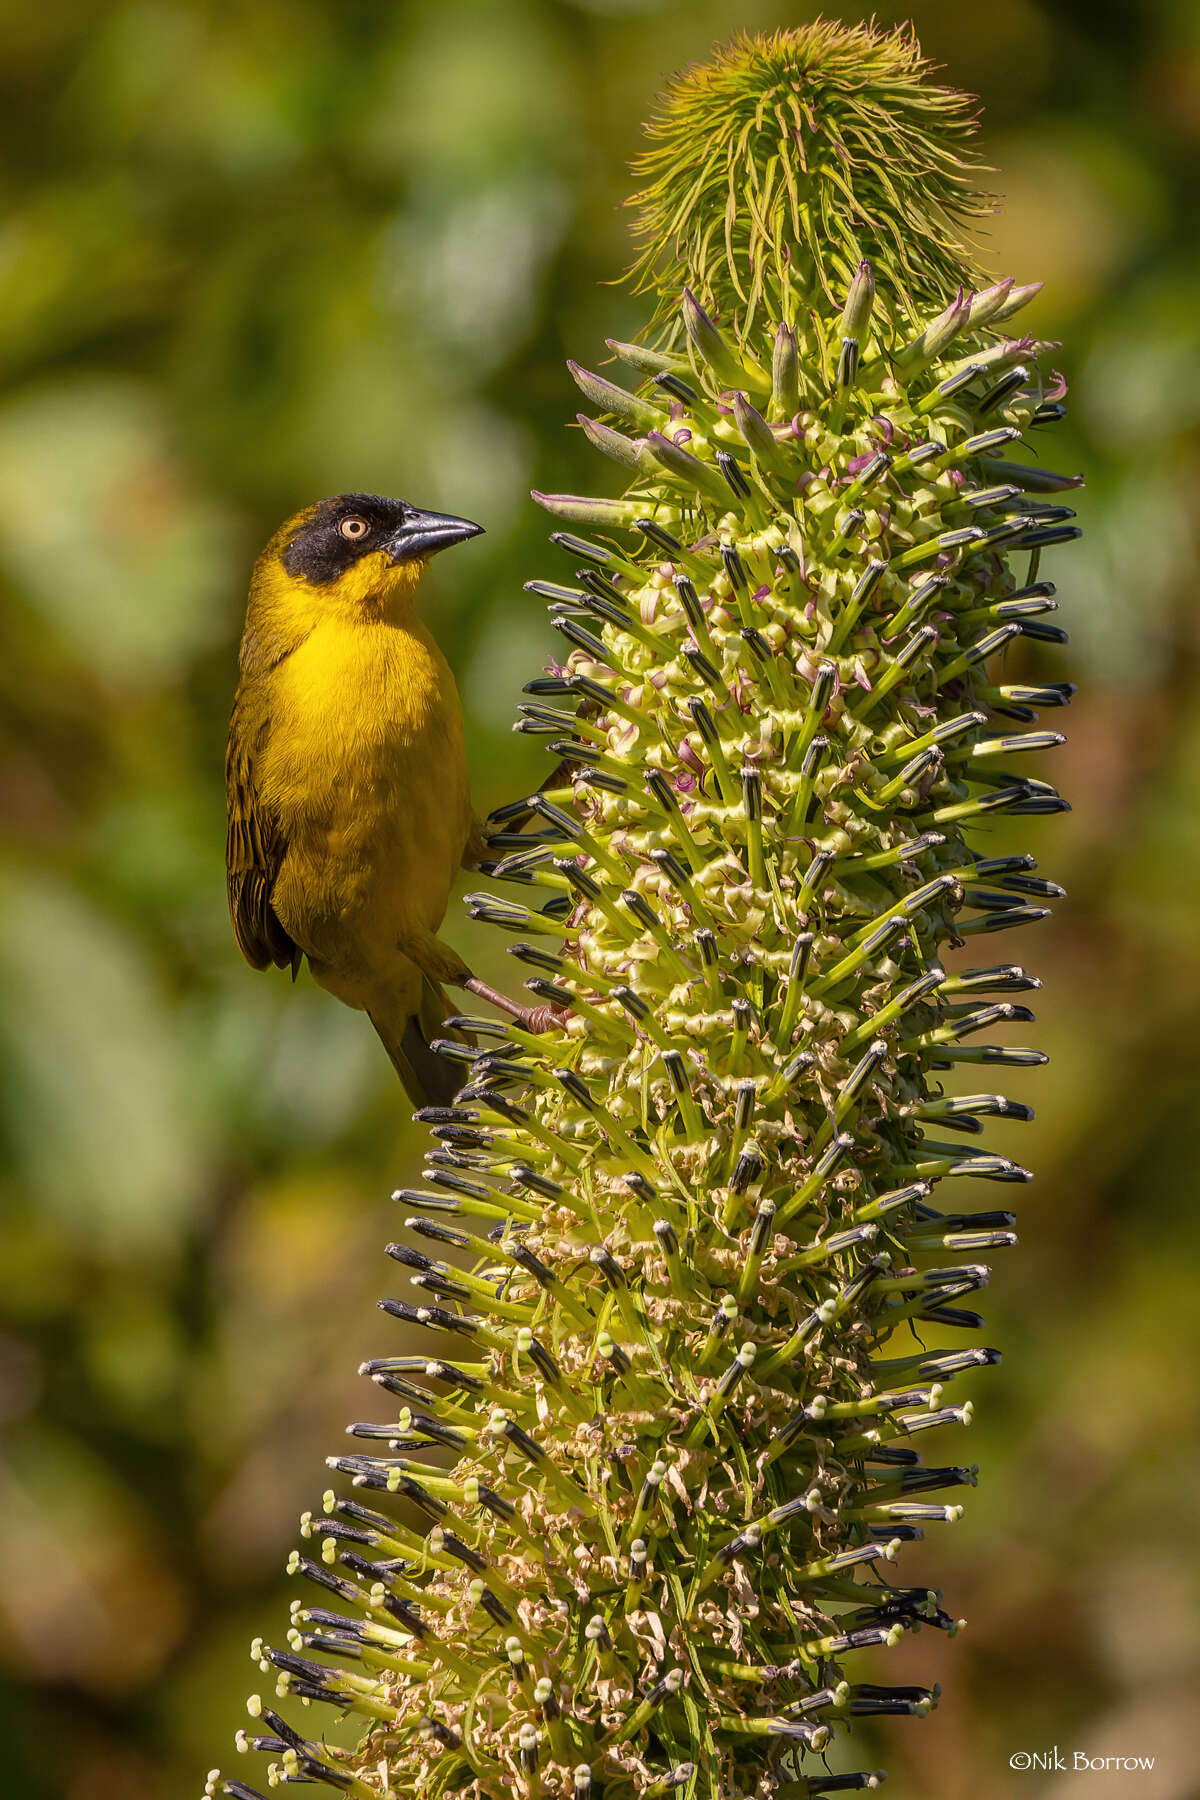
[1,0,1197,1795]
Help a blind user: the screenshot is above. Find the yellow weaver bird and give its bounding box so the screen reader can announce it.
[226,492,545,1106]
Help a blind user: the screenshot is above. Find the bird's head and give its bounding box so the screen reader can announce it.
[250,493,484,636]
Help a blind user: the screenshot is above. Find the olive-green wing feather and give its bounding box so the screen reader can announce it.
[225,689,300,976]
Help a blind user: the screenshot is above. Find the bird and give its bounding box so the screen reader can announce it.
[225,491,546,1106]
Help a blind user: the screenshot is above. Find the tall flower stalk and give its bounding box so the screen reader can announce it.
[210,23,1079,1800]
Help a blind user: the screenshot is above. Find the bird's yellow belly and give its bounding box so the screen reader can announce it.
[259,619,471,994]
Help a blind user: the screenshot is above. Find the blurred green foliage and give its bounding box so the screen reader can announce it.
[0,1,1197,1795]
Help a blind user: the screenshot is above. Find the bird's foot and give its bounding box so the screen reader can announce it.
[463,976,570,1036]
[522,1002,571,1034]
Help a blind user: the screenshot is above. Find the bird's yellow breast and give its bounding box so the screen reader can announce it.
[261,614,458,803]
[255,612,472,972]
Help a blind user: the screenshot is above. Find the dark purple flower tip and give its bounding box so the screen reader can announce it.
[873,415,896,444]
[752,584,771,602]
[846,450,876,476]
[949,469,965,488]
[673,429,693,446]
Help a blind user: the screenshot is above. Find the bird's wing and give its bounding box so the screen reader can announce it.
[225,689,300,976]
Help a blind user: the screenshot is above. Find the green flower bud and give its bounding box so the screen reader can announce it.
[839,258,876,340]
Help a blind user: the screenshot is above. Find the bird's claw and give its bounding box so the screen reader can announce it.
[462,976,570,1037]
[520,1002,571,1035]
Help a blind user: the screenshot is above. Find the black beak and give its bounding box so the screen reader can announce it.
[388,508,485,563]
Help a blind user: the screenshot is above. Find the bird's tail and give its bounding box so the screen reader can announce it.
[368,977,472,1109]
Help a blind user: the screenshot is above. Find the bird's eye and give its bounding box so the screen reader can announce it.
[338,515,371,541]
